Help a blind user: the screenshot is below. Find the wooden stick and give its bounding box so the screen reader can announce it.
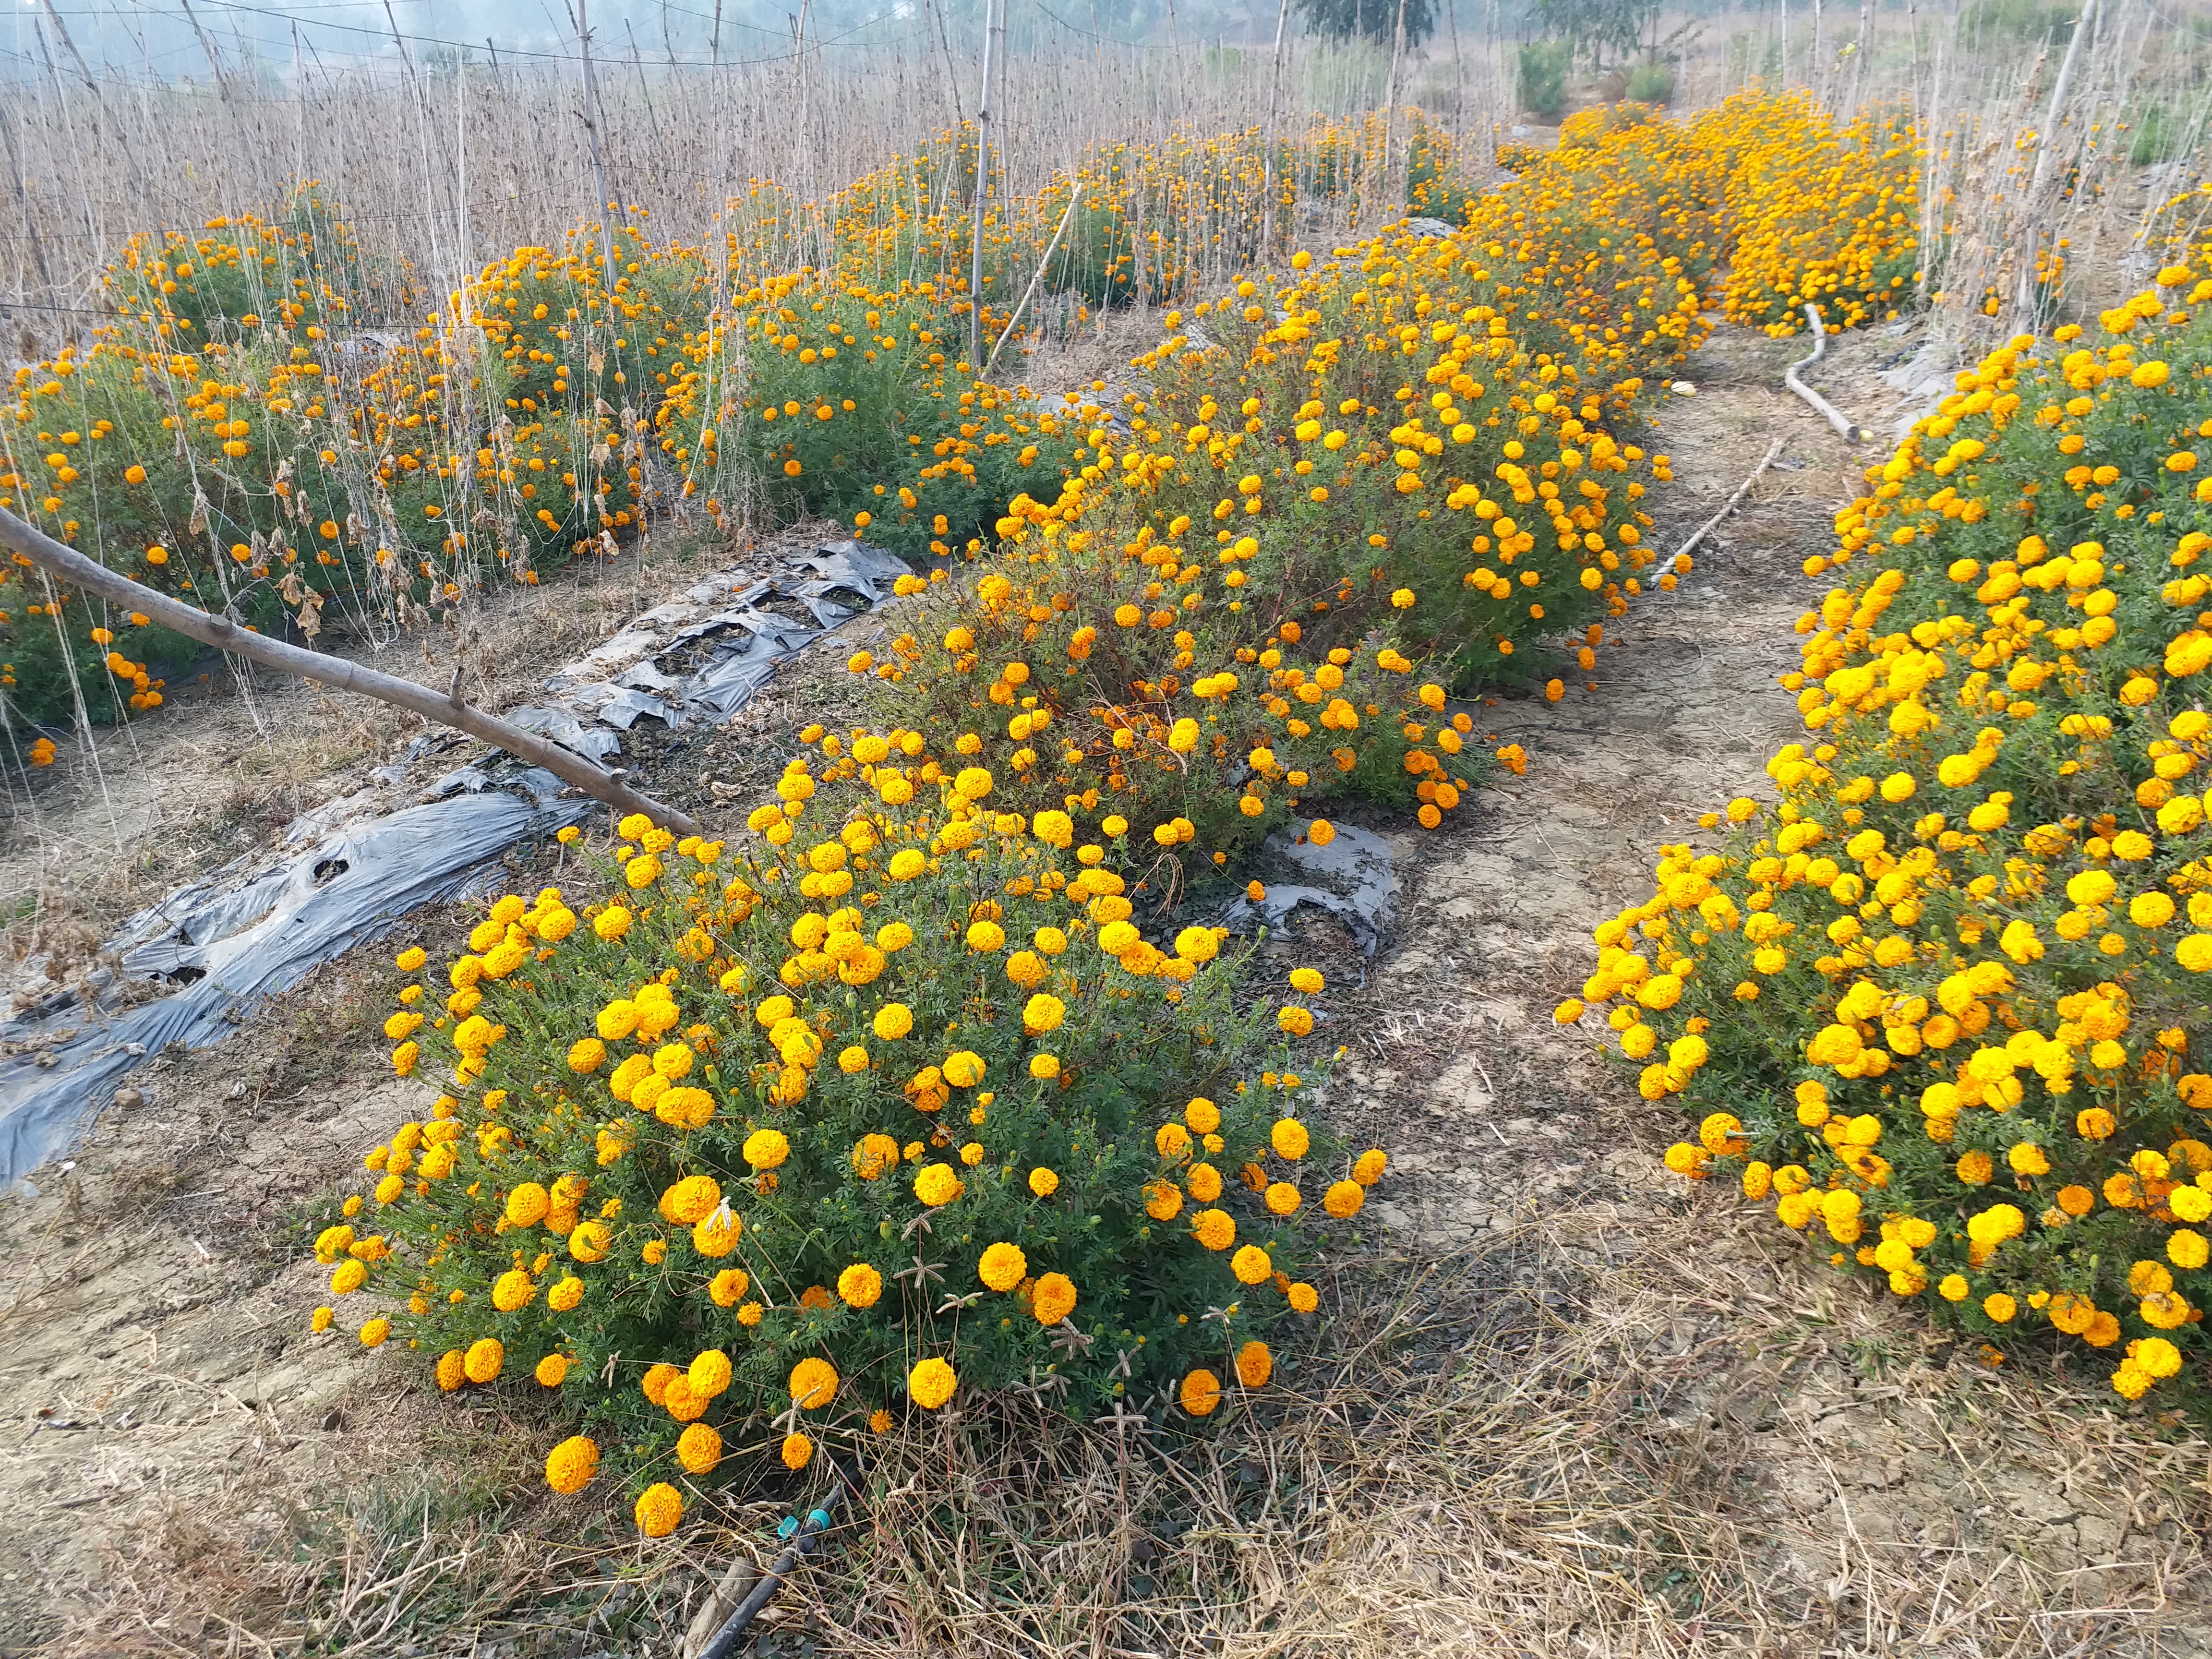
[0,506,703,839]
[983,180,1082,381]
[1669,437,1784,567]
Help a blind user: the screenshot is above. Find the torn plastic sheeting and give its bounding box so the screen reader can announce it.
[507,704,624,761]
[1219,823,1401,955]
[682,624,819,717]
[802,540,912,601]
[566,683,678,732]
[792,584,862,627]
[0,781,587,1189]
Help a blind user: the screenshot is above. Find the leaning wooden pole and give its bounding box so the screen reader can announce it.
[0,508,704,838]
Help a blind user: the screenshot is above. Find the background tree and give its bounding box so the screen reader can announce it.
[1293,0,1437,50]
[1532,0,1662,67]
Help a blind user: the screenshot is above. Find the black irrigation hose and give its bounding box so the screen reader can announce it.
[696,1476,846,1659]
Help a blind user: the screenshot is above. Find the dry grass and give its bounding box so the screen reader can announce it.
[25,1197,2211,1658]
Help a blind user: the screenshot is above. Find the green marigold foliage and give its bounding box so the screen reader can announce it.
[1569,269,2212,1409]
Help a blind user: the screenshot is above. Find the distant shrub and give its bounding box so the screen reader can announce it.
[1520,41,1572,119]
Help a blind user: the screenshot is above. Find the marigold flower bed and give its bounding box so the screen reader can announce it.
[323,782,1382,1533]
[1567,264,2212,1408]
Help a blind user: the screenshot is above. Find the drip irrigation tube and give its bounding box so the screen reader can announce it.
[1785,302,1876,443]
[695,1478,845,1659]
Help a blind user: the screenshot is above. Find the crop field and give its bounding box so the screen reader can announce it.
[5,1,2212,1655]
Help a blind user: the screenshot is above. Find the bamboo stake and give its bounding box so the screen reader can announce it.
[968,0,1000,369]
[0,506,703,839]
[985,180,1082,379]
[1669,438,1784,566]
[1262,0,1292,256]
[1382,0,1409,219]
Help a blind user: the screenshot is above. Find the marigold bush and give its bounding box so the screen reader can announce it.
[1566,263,2212,1408]
[325,775,1384,1531]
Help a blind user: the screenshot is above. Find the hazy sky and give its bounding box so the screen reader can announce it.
[1,0,1309,81]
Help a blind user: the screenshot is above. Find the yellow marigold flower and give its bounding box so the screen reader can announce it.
[1271,1118,1310,1159]
[661,1175,720,1224]
[1288,966,1325,994]
[914,1162,964,1206]
[944,1050,986,1088]
[549,1275,584,1312]
[1265,1180,1301,1215]
[1186,1098,1221,1134]
[1352,1149,1387,1186]
[535,1352,570,1387]
[690,1349,733,1399]
[1232,1244,1273,1285]
[1277,1005,1314,1036]
[1287,1280,1320,1313]
[781,1432,815,1470]
[908,1355,958,1408]
[594,906,633,941]
[666,1422,721,1475]
[310,1305,334,1333]
[567,1037,606,1073]
[331,1258,368,1296]
[838,1262,883,1307]
[709,1268,750,1307]
[1307,818,1335,846]
[635,1482,683,1537]
[396,946,428,972]
[493,1269,536,1312]
[464,1337,504,1384]
[1236,1339,1274,1387]
[852,1133,900,1179]
[1937,1274,1969,1302]
[545,1435,599,1493]
[1179,1368,1222,1416]
[979,1241,1028,1292]
[1032,1271,1077,1324]
[875,1002,915,1040]
[1323,1179,1365,1219]
[788,1356,838,1409]
[743,1129,791,1169]
[1156,1121,1192,1158]
[1190,1208,1236,1250]
[1029,1166,1060,1197]
[662,1373,706,1421]
[1145,1179,1183,1220]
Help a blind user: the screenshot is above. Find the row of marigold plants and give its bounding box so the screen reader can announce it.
[1565,268,2212,1410]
